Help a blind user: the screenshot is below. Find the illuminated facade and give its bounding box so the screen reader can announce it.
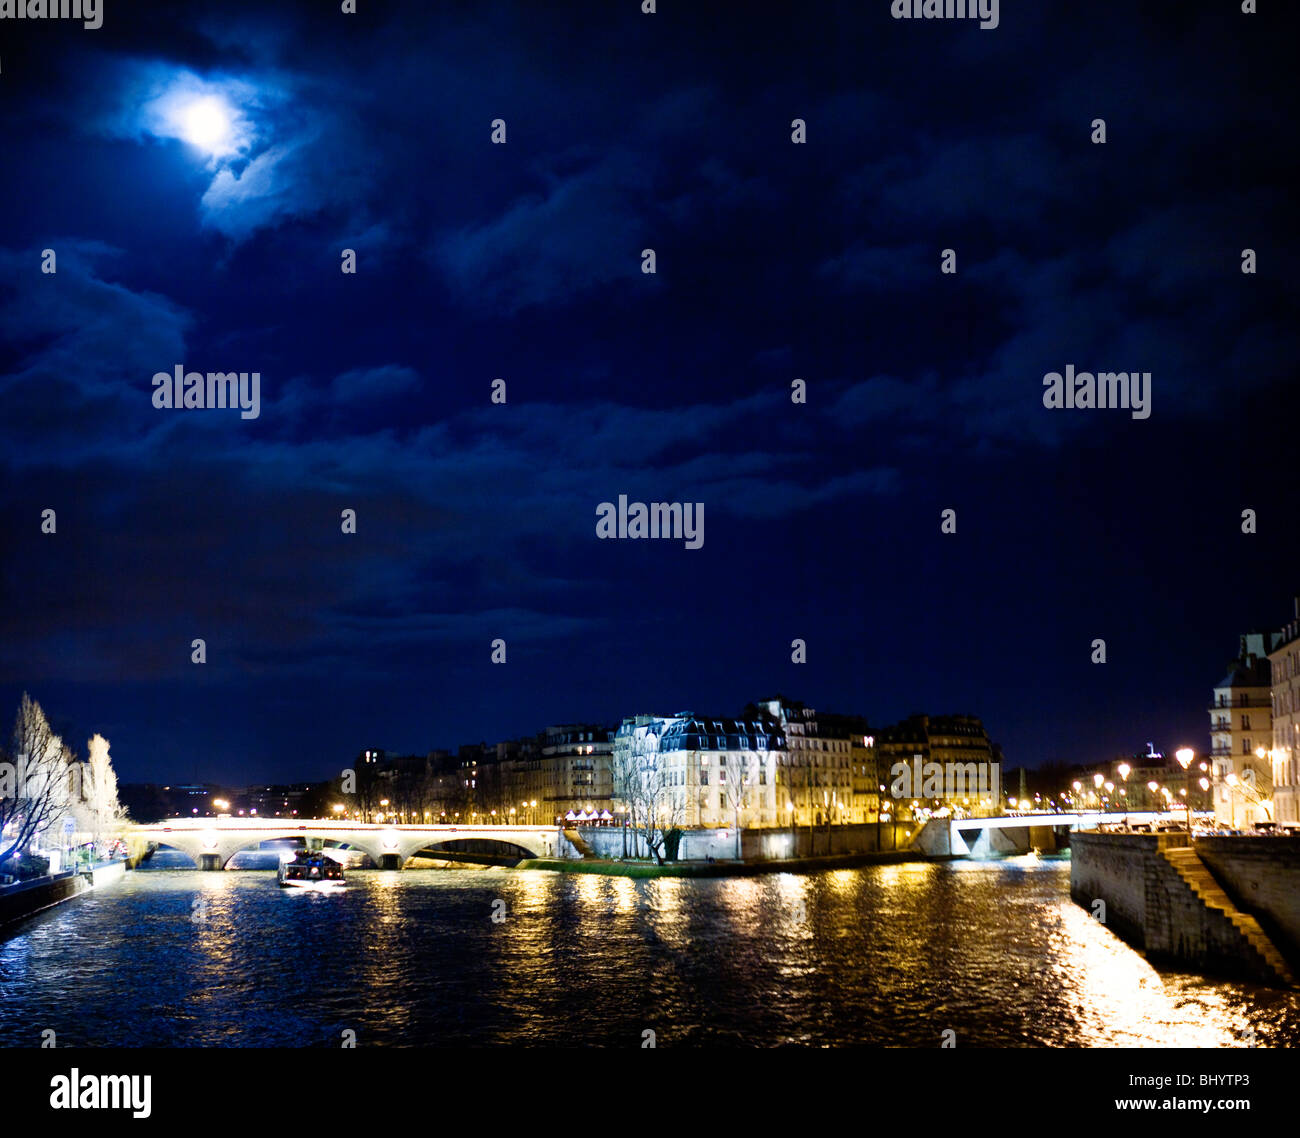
[875,714,999,817]
[655,716,786,829]
[1269,600,1300,829]
[1208,633,1273,827]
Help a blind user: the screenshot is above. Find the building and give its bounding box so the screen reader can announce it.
[750,697,859,827]
[1209,633,1273,827]
[654,713,786,829]
[1097,746,1210,815]
[813,712,879,824]
[342,700,1000,836]
[611,700,998,830]
[531,724,615,822]
[1269,599,1300,829]
[874,714,1000,818]
[238,784,311,818]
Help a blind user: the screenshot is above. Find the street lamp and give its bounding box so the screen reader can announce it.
[1174,747,1194,838]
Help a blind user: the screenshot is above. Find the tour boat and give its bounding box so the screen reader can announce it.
[277,849,346,890]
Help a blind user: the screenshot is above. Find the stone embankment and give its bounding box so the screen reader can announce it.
[1071,831,1299,988]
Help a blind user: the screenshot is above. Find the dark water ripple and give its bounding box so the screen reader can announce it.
[2,852,1296,1047]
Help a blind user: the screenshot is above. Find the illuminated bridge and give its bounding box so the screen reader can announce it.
[125,817,562,870]
[911,811,1183,857]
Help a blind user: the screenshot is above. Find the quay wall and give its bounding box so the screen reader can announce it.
[564,822,919,862]
[0,860,128,936]
[0,871,91,933]
[1195,836,1300,959]
[1070,832,1298,982]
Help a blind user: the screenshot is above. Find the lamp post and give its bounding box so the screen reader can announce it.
[1175,747,1194,840]
[1117,763,1130,825]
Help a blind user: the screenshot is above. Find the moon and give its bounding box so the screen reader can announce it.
[178,96,233,154]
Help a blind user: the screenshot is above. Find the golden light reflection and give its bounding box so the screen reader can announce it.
[877,861,937,888]
[641,879,692,950]
[716,875,764,932]
[572,872,605,906]
[1042,900,1254,1046]
[514,867,552,910]
[825,869,857,897]
[609,874,636,915]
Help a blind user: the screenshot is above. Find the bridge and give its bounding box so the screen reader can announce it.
[911,811,1190,857]
[125,817,562,870]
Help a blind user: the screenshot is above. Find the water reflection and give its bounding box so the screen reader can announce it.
[1,855,1297,1047]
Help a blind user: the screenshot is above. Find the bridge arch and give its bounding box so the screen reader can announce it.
[415,838,538,864]
[127,821,559,868]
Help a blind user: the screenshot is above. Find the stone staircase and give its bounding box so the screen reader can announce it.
[562,828,598,859]
[1163,847,1297,988]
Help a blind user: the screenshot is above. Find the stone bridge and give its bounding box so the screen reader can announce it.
[911,810,1181,857]
[125,817,561,870]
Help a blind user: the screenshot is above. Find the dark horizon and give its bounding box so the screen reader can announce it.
[2,0,1297,786]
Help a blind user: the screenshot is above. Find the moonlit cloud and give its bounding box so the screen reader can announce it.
[139,71,261,162]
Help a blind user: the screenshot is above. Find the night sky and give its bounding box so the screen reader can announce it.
[1,1,1297,787]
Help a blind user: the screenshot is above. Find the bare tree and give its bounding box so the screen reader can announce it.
[83,733,125,860]
[610,734,642,858]
[637,749,685,865]
[622,728,684,864]
[779,752,807,836]
[0,694,75,867]
[720,750,758,859]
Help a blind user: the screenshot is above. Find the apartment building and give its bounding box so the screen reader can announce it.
[1209,633,1273,827]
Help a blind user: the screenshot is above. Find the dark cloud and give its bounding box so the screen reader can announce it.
[1,0,1297,783]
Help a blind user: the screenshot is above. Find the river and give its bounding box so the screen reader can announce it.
[2,851,1298,1047]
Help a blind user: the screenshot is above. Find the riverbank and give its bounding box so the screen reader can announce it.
[514,850,922,877]
[0,861,126,937]
[1071,832,1300,989]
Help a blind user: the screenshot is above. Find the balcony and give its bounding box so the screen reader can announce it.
[1208,698,1266,710]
